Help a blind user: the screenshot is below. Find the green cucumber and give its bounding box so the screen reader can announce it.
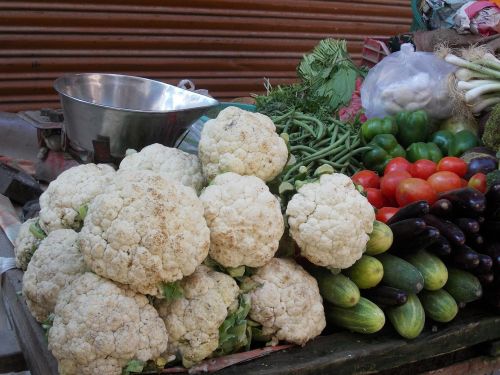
[444,268,483,303]
[312,269,360,308]
[377,254,424,294]
[387,293,425,339]
[344,255,384,289]
[365,220,393,255]
[419,289,458,323]
[405,249,448,291]
[326,297,385,334]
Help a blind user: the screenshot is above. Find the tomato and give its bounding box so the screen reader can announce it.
[380,170,412,202]
[366,188,385,209]
[376,207,399,223]
[352,170,380,189]
[408,159,437,180]
[460,178,468,187]
[437,157,468,178]
[427,171,462,194]
[396,178,437,206]
[384,157,412,175]
[468,172,487,193]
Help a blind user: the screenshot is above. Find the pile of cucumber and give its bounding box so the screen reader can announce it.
[309,184,500,339]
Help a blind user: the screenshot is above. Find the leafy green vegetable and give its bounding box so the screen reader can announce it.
[78,204,89,222]
[29,221,47,240]
[41,313,54,340]
[487,170,500,189]
[161,281,183,302]
[122,359,145,375]
[214,294,252,356]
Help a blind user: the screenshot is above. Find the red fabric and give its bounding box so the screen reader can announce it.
[338,78,367,123]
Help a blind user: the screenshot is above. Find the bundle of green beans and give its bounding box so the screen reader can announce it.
[272,109,369,190]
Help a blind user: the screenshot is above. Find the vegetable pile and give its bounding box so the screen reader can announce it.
[9,37,500,375]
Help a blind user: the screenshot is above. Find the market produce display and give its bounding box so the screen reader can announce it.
[10,37,500,375]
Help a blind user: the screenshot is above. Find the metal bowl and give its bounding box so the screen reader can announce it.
[54,73,219,158]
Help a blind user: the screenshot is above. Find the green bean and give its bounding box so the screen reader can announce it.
[292,119,316,138]
[271,108,296,124]
[301,133,350,163]
[311,138,330,148]
[290,144,317,153]
[329,126,340,146]
[294,114,325,140]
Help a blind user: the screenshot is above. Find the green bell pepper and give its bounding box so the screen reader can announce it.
[406,142,443,163]
[363,134,406,174]
[429,130,455,155]
[395,110,429,148]
[361,116,398,144]
[448,130,480,157]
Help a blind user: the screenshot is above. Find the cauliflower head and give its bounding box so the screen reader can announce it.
[13,218,43,270]
[79,170,210,296]
[155,265,239,367]
[248,258,325,346]
[199,172,284,268]
[198,106,288,182]
[286,173,375,269]
[23,229,86,322]
[119,143,205,194]
[48,272,168,375]
[39,163,115,233]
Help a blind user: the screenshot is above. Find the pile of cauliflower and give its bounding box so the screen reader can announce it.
[13,106,375,375]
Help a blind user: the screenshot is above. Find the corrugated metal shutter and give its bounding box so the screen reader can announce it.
[0,0,412,112]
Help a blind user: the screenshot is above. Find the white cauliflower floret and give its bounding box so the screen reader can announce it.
[22,229,86,322]
[248,258,325,345]
[199,172,284,268]
[48,272,168,375]
[79,170,210,296]
[13,218,43,270]
[155,265,239,367]
[286,173,375,270]
[119,143,205,194]
[198,106,288,182]
[39,163,115,233]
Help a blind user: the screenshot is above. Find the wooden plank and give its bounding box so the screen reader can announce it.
[420,356,500,375]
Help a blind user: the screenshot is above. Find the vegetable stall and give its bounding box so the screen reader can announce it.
[1,31,500,375]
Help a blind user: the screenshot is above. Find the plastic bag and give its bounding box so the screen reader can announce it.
[361,43,456,120]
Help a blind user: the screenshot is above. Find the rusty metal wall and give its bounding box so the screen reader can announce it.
[0,0,412,112]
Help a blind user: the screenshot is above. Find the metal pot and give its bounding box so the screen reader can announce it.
[54,73,218,158]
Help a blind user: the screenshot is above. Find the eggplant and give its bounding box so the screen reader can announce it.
[477,216,485,224]
[485,183,500,219]
[422,214,465,247]
[386,200,429,225]
[439,187,486,217]
[389,218,427,241]
[451,245,480,270]
[429,199,453,218]
[482,242,500,273]
[466,233,484,249]
[472,254,493,274]
[477,273,495,286]
[363,286,408,307]
[464,156,497,179]
[453,217,480,235]
[390,226,440,254]
[427,235,452,257]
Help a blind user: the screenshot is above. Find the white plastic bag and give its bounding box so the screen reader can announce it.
[361,43,456,120]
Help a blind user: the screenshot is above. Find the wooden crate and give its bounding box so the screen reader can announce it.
[1,229,499,375]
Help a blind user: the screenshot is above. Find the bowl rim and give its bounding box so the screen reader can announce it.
[53,73,219,114]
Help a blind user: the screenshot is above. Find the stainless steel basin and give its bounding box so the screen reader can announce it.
[54,73,218,158]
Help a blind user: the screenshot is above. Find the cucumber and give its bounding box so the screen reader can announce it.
[326,297,385,334]
[419,289,458,323]
[377,254,424,294]
[365,220,393,255]
[405,249,448,291]
[444,268,483,303]
[387,293,425,339]
[344,255,384,289]
[312,269,360,308]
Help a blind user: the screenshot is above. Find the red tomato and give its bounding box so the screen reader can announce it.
[396,178,437,206]
[366,188,385,209]
[384,157,412,175]
[352,170,380,189]
[460,178,468,187]
[427,171,462,194]
[468,172,487,193]
[437,157,468,178]
[376,207,399,223]
[380,171,412,202]
[408,159,437,180]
